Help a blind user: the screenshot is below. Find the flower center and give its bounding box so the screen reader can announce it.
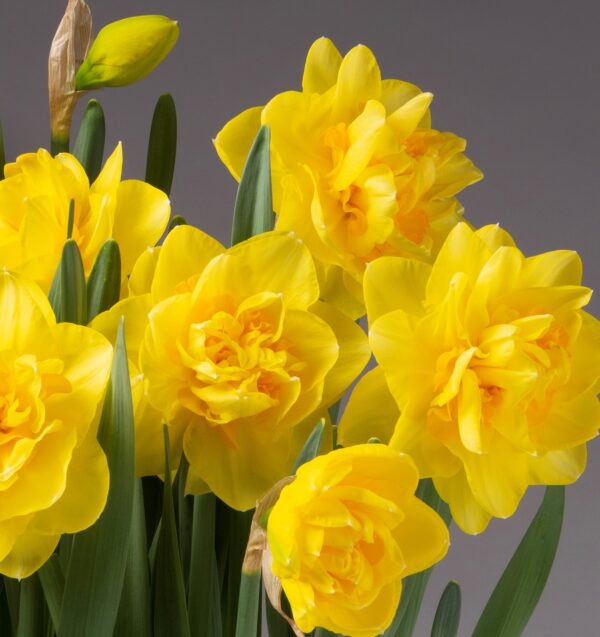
[177,292,303,425]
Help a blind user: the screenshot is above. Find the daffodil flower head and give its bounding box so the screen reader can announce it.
[0,144,170,292]
[267,444,449,637]
[0,272,112,578]
[215,38,483,316]
[92,226,370,508]
[340,223,600,533]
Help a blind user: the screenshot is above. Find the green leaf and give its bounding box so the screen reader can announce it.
[16,576,44,637]
[38,555,65,634]
[174,456,192,586]
[73,99,106,183]
[293,419,325,473]
[384,479,451,637]
[167,214,188,233]
[431,581,461,637]
[86,239,121,321]
[145,93,177,195]
[314,629,338,637]
[0,579,12,636]
[0,119,5,181]
[152,427,190,637]
[188,494,222,637]
[58,321,135,637]
[217,504,253,637]
[3,576,20,632]
[114,479,152,637]
[231,126,274,246]
[66,200,75,239]
[472,486,565,637]
[234,572,262,637]
[59,239,87,325]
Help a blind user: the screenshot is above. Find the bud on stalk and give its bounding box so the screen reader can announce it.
[48,0,92,154]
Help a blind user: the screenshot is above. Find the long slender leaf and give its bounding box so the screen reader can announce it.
[152,427,190,637]
[114,479,152,637]
[431,581,461,637]
[0,119,5,180]
[145,93,177,195]
[384,479,451,637]
[265,596,294,637]
[314,629,337,637]
[38,555,65,634]
[231,126,273,246]
[0,579,12,636]
[3,576,19,632]
[58,321,135,637]
[174,456,192,587]
[234,572,261,637]
[472,486,565,637]
[86,239,121,321]
[167,214,187,233]
[16,576,44,637]
[293,419,325,473]
[73,99,105,183]
[217,503,253,637]
[188,494,222,637]
[60,239,87,325]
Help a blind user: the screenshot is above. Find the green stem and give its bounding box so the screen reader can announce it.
[51,134,69,156]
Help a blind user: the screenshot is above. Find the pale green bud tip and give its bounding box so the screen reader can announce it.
[75,15,179,91]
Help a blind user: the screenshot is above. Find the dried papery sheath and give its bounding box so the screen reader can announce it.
[48,0,92,151]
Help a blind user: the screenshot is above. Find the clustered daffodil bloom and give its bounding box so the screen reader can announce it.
[340,223,600,533]
[267,444,449,637]
[0,144,170,292]
[215,37,482,316]
[93,225,369,509]
[0,271,112,578]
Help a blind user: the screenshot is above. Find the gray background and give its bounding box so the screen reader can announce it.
[2,1,599,635]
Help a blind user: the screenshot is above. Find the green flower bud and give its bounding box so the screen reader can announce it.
[75,15,179,90]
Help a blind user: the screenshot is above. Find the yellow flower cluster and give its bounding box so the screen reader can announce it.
[215,37,482,315]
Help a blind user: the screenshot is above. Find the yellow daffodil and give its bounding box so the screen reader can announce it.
[0,271,112,579]
[267,444,449,637]
[215,37,482,316]
[76,16,179,90]
[340,223,600,533]
[0,144,170,293]
[92,225,369,509]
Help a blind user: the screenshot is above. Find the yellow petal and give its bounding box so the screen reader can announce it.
[302,37,342,93]
[457,369,484,453]
[434,470,492,535]
[0,526,60,579]
[338,367,399,446]
[128,246,160,296]
[213,106,263,181]
[520,250,583,287]
[393,496,449,577]
[379,79,423,113]
[91,142,123,196]
[112,180,171,276]
[31,435,108,534]
[309,301,370,406]
[333,44,381,121]
[192,232,319,311]
[387,92,433,140]
[529,445,587,485]
[364,256,430,322]
[151,225,225,302]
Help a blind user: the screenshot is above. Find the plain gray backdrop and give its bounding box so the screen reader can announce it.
[2,2,598,635]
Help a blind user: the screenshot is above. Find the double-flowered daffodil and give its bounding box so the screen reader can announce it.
[267,444,449,637]
[339,223,600,533]
[0,271,112,579]
[215,37,482,316]
[92,225,369,510]
[0,144,170,293]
